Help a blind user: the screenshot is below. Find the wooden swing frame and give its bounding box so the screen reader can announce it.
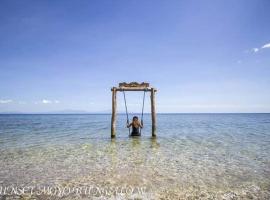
[111,82,157,138]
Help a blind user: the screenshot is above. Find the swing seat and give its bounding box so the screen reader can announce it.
[130,134,141,137]
[130,131,141,137]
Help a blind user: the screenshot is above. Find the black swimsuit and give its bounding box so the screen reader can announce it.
[131,126,141,136]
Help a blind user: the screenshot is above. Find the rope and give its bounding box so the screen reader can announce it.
[122,91,130,135]
[140,90,146,134]
[123,89,146,136]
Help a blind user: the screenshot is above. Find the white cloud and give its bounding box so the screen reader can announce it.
[0,99,13,104]
[262,43,270,49]
[253,48,259,53]
[41,99,60,104]
[237,60,242,64]
[42,99,52,104]
[246,42,270,54]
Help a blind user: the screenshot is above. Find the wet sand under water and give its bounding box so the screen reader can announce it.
[0,114,270,199]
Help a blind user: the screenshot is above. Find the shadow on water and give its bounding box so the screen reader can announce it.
[131,136,141,147]
[150,137,160,149]
[110,134,160,149]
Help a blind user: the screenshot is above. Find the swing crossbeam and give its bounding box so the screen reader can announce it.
[110,82,157,138]
[111,88,155,92]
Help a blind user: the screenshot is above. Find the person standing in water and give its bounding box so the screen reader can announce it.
[127,116,143,136]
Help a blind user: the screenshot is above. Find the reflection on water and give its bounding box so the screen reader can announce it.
[0,114,270,199]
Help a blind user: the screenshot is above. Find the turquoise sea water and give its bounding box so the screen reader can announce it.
[0,114,270,199]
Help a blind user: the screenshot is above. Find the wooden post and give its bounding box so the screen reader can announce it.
[151,88,157,137]
[111,87,117,138]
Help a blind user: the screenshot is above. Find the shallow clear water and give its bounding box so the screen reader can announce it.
[0,114,270,199]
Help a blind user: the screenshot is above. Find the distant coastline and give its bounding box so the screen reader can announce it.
[0,112,269,115]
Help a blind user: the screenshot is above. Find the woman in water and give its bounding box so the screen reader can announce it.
[127,116,143,136]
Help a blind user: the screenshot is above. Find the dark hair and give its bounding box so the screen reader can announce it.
[133,116,138,120]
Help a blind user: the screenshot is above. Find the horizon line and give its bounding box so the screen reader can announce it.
[0,112,270,115]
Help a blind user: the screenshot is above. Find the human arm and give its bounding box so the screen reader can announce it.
[140,120,143,128]
[127,122,132,128]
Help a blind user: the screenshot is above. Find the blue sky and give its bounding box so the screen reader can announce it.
[0,0,270,113]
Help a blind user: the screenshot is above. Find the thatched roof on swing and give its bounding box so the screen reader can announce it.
[111,82,156,92]
[119,82,150,88]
